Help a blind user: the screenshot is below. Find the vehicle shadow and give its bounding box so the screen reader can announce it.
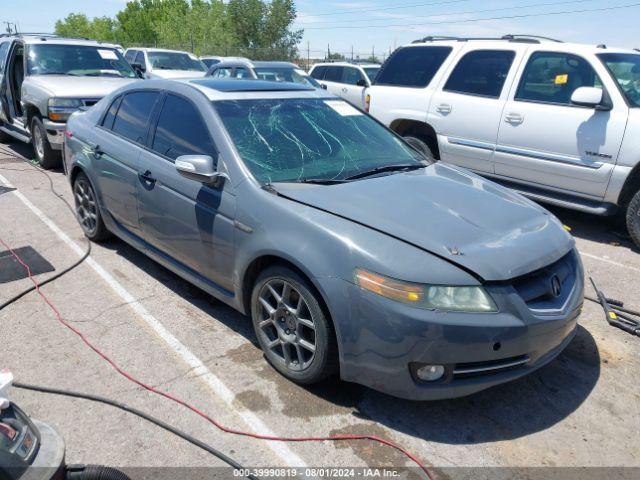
[0,141,65,174]
[101,236,600,445]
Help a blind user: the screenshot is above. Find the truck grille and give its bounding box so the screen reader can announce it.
[511,251,577,311]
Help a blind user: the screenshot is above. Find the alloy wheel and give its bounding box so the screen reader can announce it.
[33,124,44,161]
[74,177,98,236]
[256,279,317,371]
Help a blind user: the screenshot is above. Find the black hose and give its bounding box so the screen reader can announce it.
[14,382,257,479]
[0,152,92,312]
[65,464,131,480]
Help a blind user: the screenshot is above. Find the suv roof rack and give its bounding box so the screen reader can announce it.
[411,34,563,44]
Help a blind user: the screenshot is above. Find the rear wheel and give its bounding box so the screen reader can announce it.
[625,189,640,249]
[30,116,60,169]
[251,265,338,384]
[403,135,436,162]
[73,172,110,241]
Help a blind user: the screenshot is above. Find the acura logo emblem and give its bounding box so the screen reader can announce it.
[550,275,562,298]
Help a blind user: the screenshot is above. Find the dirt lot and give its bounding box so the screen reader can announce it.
[1,141,639,480]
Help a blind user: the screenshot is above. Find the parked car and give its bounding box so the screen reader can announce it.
[309,61,380,108]
[206,60,323,89]
[64,78,582,400]
[123,48,206,79]
[366,35,640,248]
[0,33,138,168]
[200,55,250,69]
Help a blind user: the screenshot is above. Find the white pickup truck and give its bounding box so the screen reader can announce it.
[366,35,640,248]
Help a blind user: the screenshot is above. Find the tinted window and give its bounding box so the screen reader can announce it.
[310,65,327,79]
[112,91,160,144]
[375,46,452,87]
[516,51,601,105]
[234,67,250,78]
[363,67,380,81]
[324,66,343,82]
[598,53,640,107]
[147,51,205,71]
[202,58,220,68]
[444,50,515,98]
[342,67,364,85]
[134,51,145,67]
[124,50,136,62]
[152,94,215,161]
[101,96,122,130]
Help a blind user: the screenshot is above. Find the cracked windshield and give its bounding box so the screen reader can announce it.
[27,44,136,78]
[214,98,425,183]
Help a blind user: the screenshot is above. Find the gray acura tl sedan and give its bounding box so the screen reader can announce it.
[64,79,583,400]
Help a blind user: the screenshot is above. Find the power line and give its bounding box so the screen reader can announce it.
[302,1,640,30]
[295,0,592,26]
[310,0,474,17]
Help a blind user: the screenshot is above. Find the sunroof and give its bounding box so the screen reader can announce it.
[190,79,314,92]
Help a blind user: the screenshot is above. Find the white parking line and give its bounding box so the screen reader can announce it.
[0,172,308,468]
[581,251,640,273]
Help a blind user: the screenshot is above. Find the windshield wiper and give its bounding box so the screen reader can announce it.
[276,178,348,185]
[35,72,80,76]
[344,163,426,181]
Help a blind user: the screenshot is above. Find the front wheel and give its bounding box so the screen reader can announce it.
[73,172,110,241]
[626,189,640,249]
[251,266,338,384]
[31,116,60,169]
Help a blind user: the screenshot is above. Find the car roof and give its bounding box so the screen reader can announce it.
[311,62,380,68]
[212,60,298,69]
[126,47,194,55]
[402,37,640,55]
[2,34,120,48]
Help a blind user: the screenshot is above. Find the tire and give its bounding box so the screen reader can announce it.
[251,265,338,384]
[30,116,60,169]
[625,188,640,249]
[402,135,436,162]
[73,171,110,241]
[0,125,11,143]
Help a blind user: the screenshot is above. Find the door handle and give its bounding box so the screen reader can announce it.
[436,103,452,114]
[342,87,347,93]
[138,170,156,187]
[504,113,524,125]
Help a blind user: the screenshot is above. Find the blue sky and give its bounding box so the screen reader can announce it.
[1,0,639,58]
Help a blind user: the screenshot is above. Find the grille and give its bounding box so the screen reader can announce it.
[453,354,530,379]
[511,251,576,311]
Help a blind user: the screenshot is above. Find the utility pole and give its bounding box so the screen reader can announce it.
[351,45,354,61]
[327,43,330,60]
[372,46,375,62]
[307,41,310,70]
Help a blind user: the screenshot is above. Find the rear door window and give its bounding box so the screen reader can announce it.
[342,66,364,85]
[111,91,160,144]
[101,96,122,130]
[444,50,516,98]
[375,46,452,87]
[324,66,343,82]
[516,51,602,105]
[151,94,216,161]
[212,67,232,78]
[310,65,327,79]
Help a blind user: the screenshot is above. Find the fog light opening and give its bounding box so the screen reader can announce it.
[416,364,445,382]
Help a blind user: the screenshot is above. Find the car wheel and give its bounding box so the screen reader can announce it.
[626,188,640,249]
[30,116,60,169]
[73,172,110,241]
[251,265,338,384]
[403,135,436,163]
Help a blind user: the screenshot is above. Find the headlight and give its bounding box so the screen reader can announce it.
[354,268,497,312]
[48,98,83,121]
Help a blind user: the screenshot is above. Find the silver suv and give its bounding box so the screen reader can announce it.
[0,34,138,168]
[366,35,640,248]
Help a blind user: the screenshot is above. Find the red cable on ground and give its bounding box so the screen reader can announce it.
[0,236,434,480]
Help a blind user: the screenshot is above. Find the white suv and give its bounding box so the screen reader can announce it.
[366,35,640,248]
[310,62,380,108]
[123,48,206,79]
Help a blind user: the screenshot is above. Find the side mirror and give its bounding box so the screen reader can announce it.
[175,155,229,184]
[131,63,146,77]
[356,78,367,87]
[571,87,607,109]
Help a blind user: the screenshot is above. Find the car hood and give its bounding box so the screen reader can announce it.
[273,164,574,281]
[25,75,137,97]
[150,70,206,79]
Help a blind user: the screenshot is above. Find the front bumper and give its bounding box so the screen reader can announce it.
[317,251,584,401]
[42,119,65,150]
